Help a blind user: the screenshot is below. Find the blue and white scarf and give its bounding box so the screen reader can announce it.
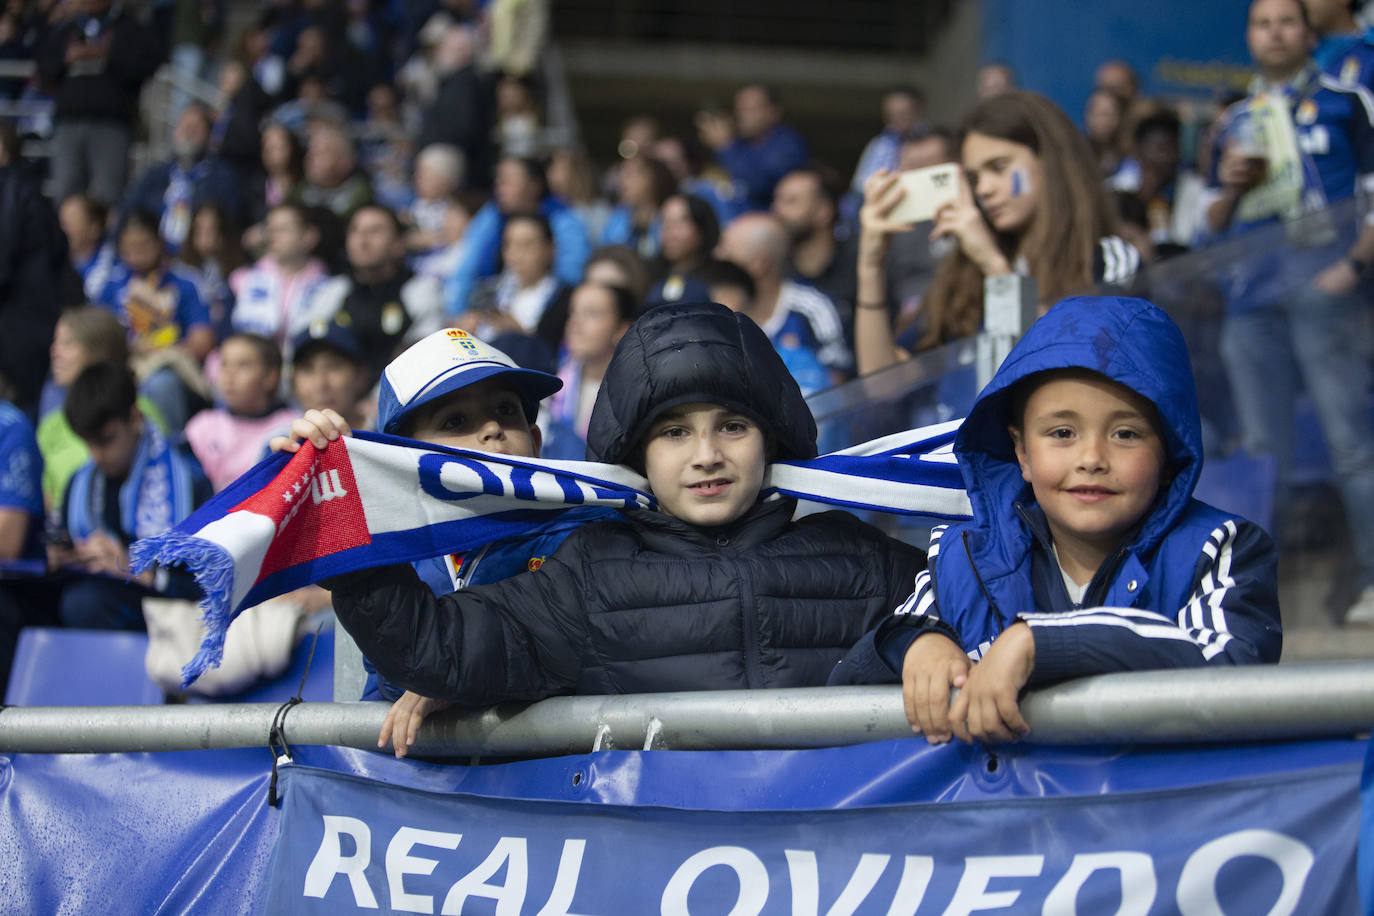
[133,422,971,685]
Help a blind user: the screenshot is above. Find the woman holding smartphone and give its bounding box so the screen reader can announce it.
[854,91,1140,375]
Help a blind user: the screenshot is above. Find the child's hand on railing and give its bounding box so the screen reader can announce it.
[379,691,453,759]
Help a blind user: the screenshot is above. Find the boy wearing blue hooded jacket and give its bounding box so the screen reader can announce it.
[832,295,1282,745]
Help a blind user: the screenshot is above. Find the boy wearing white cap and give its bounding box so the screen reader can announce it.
[273,327,615,710]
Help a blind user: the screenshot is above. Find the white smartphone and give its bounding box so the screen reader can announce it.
[888,163,961,224]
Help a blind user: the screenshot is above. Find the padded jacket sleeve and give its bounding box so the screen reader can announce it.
[325,547,589,707]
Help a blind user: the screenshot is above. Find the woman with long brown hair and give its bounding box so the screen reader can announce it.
[855,91,1139,374]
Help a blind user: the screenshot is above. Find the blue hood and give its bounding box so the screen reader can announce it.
[955,295,1203,558]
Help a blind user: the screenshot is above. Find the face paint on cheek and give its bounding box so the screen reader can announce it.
[1011,167,1032,199]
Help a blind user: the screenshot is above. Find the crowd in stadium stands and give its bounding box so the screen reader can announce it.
[0,0,1368,711]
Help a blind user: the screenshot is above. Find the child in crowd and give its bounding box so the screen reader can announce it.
[52,362,210,630]
[97,211,216,363]
[185,333,298,492]
[405,144,466,255]
[832,296,1282,744]
[306,302,927,755]
[38,307,167,509]
[274,328,618,719]
[461,212,564,338]
[96,210,217,433]
[546,282,635,455]
[410,193,472,286]
[57,194,117,301]
[177,203,247,334]
[288,318,371,430]
[229,203,327,351]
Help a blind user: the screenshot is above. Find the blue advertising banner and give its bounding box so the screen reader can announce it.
[266,750,1359,915]
[0,737,1365,914]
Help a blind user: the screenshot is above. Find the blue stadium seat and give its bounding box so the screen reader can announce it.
[1194,451,1278,535]
[5,628,164,706]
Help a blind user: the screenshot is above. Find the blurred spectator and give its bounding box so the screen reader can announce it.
[245,120,307,237]
[773,167,858,333]
[229,203,326,351]
[300,121,373,222]
[406,144,467,254]
[463,212,565,339]
[95,210,215,433]
[601,153,674,260]
[850,86,927,197]
[443,155,590,315]
[482,0,549,78]
[717,212,851,392]
[652,134,743,226]
[58,193,117,301]
[697,83,809,211]
[646,192,720,307]
[854,91,1139,375]
[0,123,76,417]
[882,130,960,342]
[548,147,612,243]
[36,0,161,205]
[0,12,27,101]
[1094,59,1141,108]
[581,244,650,303]
[975,61,1017,100]
[1206,0,1374,624]
[416,25,492,191]
[120,103,244,256]
[1084,88,1128,178]
[1111,109,1209,249]
[235,22,286,101]
[494,74,541,159]
[358,83,416,211]
[177,202,247,332]
[411,194,475,286]
[604,114,659,201]
[51,362,209,630]
[164,0,224,120]
[288,317,369,428]
[0,394,50,689]
[1307,0,1374,85]
[211,59,272,186]
[269,71,349,135]
[185,333,296,491]
[397,12,454,124]
[37,307,165,510]
[298,204,444,384]
[545,282,634,457]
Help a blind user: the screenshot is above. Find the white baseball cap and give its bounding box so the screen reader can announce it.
[376,328,562,435]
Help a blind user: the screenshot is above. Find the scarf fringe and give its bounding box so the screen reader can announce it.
[130,532,236,686]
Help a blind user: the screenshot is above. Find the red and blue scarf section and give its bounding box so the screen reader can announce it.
[132,423,971,686]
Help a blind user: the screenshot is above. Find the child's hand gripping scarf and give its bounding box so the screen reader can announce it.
[132,422,971,686]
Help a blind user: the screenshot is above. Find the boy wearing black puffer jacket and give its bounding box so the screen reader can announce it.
[324,301,927,755]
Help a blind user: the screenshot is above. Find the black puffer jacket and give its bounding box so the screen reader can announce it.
[328,498,926,703]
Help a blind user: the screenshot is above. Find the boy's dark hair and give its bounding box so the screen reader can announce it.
[348,202,404,236]
[1133,109,1181,146]
[698,259,756,304]
[120,209,163,242]
[501,155,548,200]
[222,332,283,374]
[504,211,554,244]
[65,362,138,440]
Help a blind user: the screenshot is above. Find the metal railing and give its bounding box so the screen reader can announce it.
[3,662,1371,756]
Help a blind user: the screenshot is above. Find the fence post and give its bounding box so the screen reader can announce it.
[976,274,1037,390]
